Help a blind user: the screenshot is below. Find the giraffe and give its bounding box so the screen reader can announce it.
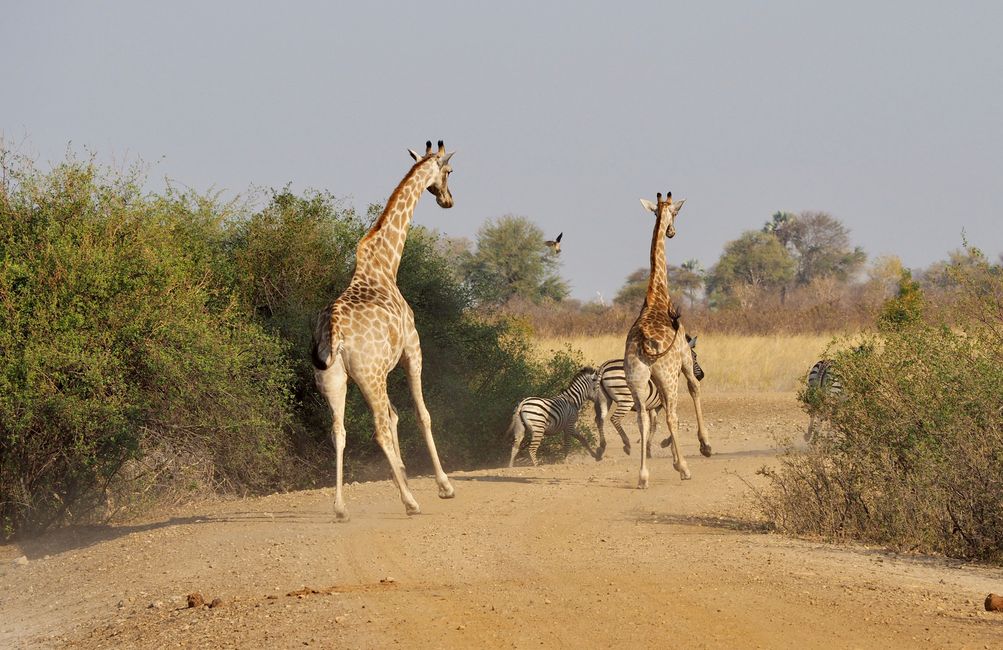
[623,191,695,488]
[311,140,456,520]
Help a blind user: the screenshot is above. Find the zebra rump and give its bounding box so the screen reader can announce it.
[310,306,334,370]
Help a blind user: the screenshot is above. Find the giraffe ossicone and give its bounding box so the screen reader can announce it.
[311,141,457,520]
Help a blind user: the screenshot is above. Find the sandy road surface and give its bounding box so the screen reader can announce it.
[3,392,1002,648]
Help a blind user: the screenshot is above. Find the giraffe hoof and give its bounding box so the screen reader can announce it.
[334,508,350,523]
[405,503,421,516]
[438,483,455,499]
[700,443,713,457]
[660,436,674,449]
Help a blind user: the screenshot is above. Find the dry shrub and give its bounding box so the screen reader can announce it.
[757,251,1003,562]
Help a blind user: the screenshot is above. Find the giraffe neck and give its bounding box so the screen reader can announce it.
[353,157,437,282]
[644,214,674,315]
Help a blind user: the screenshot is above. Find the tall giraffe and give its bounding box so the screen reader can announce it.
[623,191,696,488]
[311,140,456,520]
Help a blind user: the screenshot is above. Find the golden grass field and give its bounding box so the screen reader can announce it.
[533,333,841,392]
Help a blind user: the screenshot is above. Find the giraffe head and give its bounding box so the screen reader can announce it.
[639,191,685,238]
[408,140,455,208]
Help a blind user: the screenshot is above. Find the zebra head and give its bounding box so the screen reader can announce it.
[567,366,599,404]
[686,334,704,381]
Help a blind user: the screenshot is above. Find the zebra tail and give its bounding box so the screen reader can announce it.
[311,306,338,370]
[503,402,528,441]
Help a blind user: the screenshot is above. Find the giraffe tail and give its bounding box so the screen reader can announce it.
[310,305,340,370]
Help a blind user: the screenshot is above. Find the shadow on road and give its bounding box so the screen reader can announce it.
[635,511,771,533]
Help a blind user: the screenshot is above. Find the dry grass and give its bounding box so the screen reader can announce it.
[533,333,839,392]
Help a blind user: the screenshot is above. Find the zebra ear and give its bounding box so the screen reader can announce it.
[689,335,698,348]
[639,198,657,213]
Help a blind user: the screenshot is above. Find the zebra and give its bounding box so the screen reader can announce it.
[803,359,843,441]
[507,367,599,467]
[593,334,710,460]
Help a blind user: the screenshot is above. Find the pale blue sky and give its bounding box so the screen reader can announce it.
[5,1,1001,301]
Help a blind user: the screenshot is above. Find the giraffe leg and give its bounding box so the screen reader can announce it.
[388,403,402,462]
[658,386,690,480]
[401,336,454,499]
[315,359,351,522]
[683,357,712,457]
[356,378,421,515]
[626,363,653,489]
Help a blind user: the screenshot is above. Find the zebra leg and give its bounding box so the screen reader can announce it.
[593,394,611,461]
[315,357,351,521]
[805,413,817,442]
[567,422,597,460]
[609,401,633,456]
[509,411,526,468]
[527,431,542,467]
[646,408,658,459]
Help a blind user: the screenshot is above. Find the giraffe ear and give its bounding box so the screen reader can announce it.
[639,198,657,213]
[671,198,686,215]
[408,149,421,162]
[440,151,454,166]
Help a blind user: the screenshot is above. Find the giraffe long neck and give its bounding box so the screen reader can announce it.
[354,158,436,282]
[645,214,674,314]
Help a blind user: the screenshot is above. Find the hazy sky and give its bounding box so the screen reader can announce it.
[5,1,1001,301]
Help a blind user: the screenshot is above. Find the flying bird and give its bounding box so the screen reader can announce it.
[544,232,563,254]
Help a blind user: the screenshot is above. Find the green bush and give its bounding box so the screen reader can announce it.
[0,159,299,537]
[0,149,591,538]
[763,249,1003,561]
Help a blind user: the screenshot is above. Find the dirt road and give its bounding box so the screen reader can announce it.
[3,392,1002,648]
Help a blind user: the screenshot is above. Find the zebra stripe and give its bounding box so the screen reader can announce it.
[507,368,598,467]
[593,334,708,459]
[804,359,843,441]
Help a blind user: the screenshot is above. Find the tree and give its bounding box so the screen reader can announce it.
[764,211,866,286]
[672,259,705,308]
[614,268,648,307]
[460,215,569,306]
[705,231,796,305]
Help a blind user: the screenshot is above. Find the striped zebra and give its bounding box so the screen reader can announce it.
[507,367,599,467]
[804,359,843,441]
[593,334,710,460]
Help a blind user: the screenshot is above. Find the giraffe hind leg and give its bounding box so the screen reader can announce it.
[315,358,351,521]
[401,339,454,499]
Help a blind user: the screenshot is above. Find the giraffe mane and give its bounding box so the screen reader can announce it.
[360,156,435,244]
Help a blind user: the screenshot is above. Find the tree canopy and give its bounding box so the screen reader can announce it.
[459,215,569,306]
